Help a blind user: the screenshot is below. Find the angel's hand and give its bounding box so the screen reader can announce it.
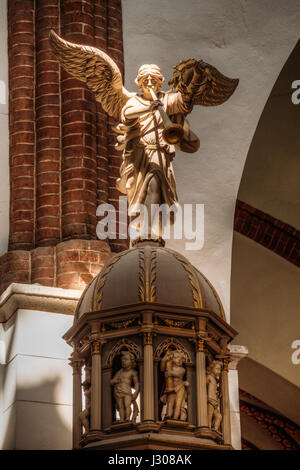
[149,100,162,112]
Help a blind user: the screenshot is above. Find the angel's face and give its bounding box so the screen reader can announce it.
[139,74,161,99]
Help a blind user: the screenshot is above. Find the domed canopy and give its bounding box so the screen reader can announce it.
[75,241,225,322]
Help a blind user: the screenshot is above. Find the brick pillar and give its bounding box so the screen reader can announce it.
[60,0,98,241]
[107,0,128,252]
[94,1,109,210]
[8,0,36,251]
[0,251,31,293]
[36,0,61,246]
[2,0,127,294]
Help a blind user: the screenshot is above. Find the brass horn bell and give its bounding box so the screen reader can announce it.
[162,123,184,145]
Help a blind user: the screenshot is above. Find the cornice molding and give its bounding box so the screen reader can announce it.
[0,283,81,323]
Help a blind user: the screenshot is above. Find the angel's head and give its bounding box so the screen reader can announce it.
[135,64,164,99]
[207,360,222,378]
[121,350,136,369]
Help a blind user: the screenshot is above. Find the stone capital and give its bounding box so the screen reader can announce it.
[90,339,103,355]
[69,355,84,374]
[195,338,205,352]
[228,344,248,370]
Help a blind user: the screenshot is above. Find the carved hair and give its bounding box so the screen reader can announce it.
[135,64,165,86]
[207,359,222,375]
[121,350,136,368]
[168,350,185,360]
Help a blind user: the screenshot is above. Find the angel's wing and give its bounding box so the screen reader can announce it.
[169,59,239,107]
[49,30,133,121]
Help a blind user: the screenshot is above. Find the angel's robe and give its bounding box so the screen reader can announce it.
[116,91,200,216]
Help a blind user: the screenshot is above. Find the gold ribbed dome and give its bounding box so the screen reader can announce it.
[75,241,225,322]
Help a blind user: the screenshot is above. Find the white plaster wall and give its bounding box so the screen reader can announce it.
[122,0,300,319]
[0,309,73,449]
[231,232,300,389]
[0,0,9,255]
[228,369,242,449]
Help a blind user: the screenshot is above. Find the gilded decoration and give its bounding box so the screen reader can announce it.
[92,251,126,311]
[223,358,229,373]
[110,319,135,330]
[106,338,142,367]
[101,317,140,332]
[195,338,205,352]
[154,337,191,363]
[143,332,153,346]
[167,249,203,309]
[157,317,195,330]
[138,246,157,302]
[91,340,102,355]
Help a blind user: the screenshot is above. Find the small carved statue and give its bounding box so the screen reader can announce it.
[206,360,222,431]
[50,31,238,238]
[110,351,140,423]
[79,366,91,433]
[160,350,189,421]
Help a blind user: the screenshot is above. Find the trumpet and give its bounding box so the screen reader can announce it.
[149,88,184,145]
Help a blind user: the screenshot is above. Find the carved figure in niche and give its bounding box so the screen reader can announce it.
[110,351,140,423]
[206,360,222,431]
[79,366,91,433]
[160,350,189,421]
[50,30,238,238]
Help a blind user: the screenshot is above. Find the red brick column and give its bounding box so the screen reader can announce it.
[56,239,111,290]
[0,240,112,293]
[31,246,55,286]
[60,0,97,241]
[94,1,109,210]
[0,251,30,293]
[107,0,128,252]
[3,0,127,295]
[35,0,61,246]
[8,0,35,251]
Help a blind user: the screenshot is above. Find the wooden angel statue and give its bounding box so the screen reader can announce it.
[50,31,238,238]
[79,366,91,433]
[206,360,223,432]
[110,351,140,424]
[160,349,189,421]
